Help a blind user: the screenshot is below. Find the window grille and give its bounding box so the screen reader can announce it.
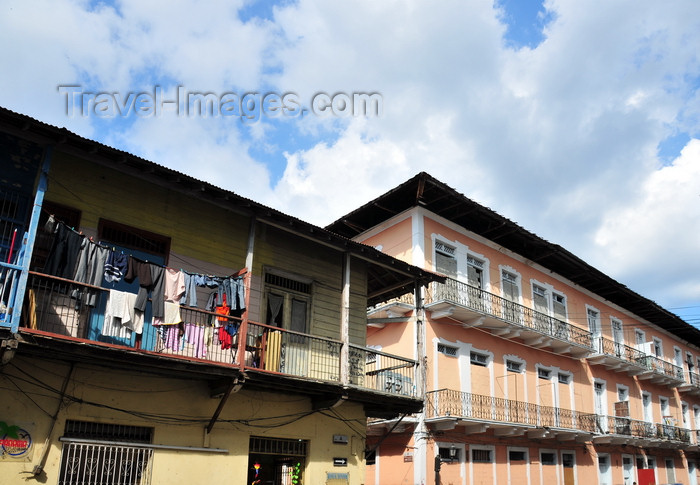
[438,344,458,357]
[58,441,153,485]
[558,373,570,384]
[249,436,308,456]
[471,449,492,463]
[58,421,155,485]
[265,273,311,294]
[434,241,455,255]
[470,352,488,366]
[98,219,170,260]
[506,360,522,373]
[537,368,551,379]
[63,421,153,444]
[540,452,556,465]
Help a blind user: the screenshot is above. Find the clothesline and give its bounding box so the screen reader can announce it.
[43,218,247,315]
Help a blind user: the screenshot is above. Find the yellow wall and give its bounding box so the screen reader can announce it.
[1,355,368,485]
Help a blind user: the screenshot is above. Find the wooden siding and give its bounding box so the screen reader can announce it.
[254,225,367,344]
[45,153,250,269]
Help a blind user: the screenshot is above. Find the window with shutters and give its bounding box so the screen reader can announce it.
[264,271,312,334]
[552,293,566,320]
[467,255,484,289]
[502,270,519,301]
[434,241,457,278]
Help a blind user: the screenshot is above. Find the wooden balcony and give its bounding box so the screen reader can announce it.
[424,279,594,357]
[16,272,420,407]
[425,389,597,440]
[592,415,691,448]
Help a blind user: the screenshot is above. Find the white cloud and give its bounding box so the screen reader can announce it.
[1,0,700,319]
[594,139,700,303]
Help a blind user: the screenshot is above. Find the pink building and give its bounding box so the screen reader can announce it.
[327,173,700,485]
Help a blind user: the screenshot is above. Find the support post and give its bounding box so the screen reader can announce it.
[10,145,52,333]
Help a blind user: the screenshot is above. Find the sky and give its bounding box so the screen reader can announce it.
[1,0,699,330]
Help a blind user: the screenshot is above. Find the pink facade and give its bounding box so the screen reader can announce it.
[330,174,700,485]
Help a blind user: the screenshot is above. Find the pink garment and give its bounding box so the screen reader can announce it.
[164,325,181,350]
[164,268,186,302]
[185,323,207,359]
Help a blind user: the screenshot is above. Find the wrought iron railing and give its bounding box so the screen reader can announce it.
[688,371,700,387]
[20,272,415,397]
[593,336,647,363]
[425,389,597,432]
[597,416,691,443]
[425,279,593,348]
[636,354,684,380]
[350,344,419,398]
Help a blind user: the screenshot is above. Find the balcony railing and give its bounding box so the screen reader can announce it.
[426,389,598,433]
[425,279,593,349]
[597,416,691,444]
[637,354,684,381]
[594,336,647,364]
[19,272,417,398]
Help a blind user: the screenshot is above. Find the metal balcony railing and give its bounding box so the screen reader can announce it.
[637,354,684,380]
[593,336,647,364]
[426,389,598,433]
[425,279,593,349]
[19,272,416,398]
[597,416,691,443]
[688,371,700,387]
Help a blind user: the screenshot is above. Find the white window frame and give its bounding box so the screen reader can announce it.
[635,329,646,349]
[585,305,602,339]
[529,279,567,321]
[659,396,671,423]
[468,444,496,484]
[499,265,522,303]
[507,446,530,485]
[617,384,629,403]
[597,452,612,485]
[642,391,653,423]
[652,337,663,358]
[540,449,557,466]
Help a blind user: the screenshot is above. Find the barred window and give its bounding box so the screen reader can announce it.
[471,449,492,463]
[438,344,458,357]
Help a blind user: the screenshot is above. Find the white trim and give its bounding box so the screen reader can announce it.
[616,384,630,403]
[621,453,635,485]
[674,345,683,369]
[593,379,607,431]
[538,448,560,485]
[499,265,523,302]
[503,354,528,405]
[411,211,425,268]
[652,336,664,358]
[508,446,531,485]
[597,452,612,485]
[642,391,653,423]
[585,304,602,338]
[357,206,700,351]
[560,450,577,485]
[469,444,496,485]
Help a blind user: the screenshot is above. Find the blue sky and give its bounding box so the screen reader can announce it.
[1,0,700,330]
